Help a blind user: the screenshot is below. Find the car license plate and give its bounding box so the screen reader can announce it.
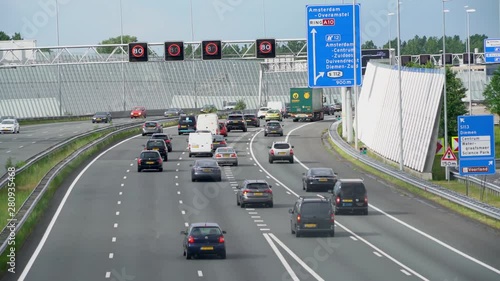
[223,154,230,158]
[254,193,263,196]
[343,203,352,207]
[271,131,277,133]
[304,224,317,228]
[278,152,286,155]
[201,246,213,250]
[193,145,199,148]
[203,168,212,172]
[153,148,159,150]
[146,161,154,164]
[213,142,219,144]
[181,125,187,128]
[319,178,328,182]
[343,199,353,202]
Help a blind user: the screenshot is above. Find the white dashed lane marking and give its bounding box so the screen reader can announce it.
[113,223,118,228]
[181,210,186,215]
[117,201,121,205]
[105,272,111,278]
[245,208,255,211]
[248,212,258,215]
[6,151,10,154]
[130,163,133,166]
[126,170,130,173]
[32,141,36,144]
[185,222,189,227]
[177,191,181,195]
[119,192,122,195]
[176,169,179,172]
[254,220,264,223]
[19,145,24,148]
[123,176,127,179]
[251,216,261,219]
[260,228,271,231]
[121,183,124,187]
[112,237,116,242]
[176,183,179,186]
[374,252,382,257]
[179,200,183,204]
[109,253,114,259]
[197,270,203,277]
[115,212,120,216]
[175,175,179,179]
[177,163,180,166]
[257,224,267,227]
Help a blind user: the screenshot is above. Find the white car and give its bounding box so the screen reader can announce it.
[257,107,269,119]
[1,119,20,134]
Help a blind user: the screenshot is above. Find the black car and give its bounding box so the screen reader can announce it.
[212,135,227,151]
[332,179,368,215]
[302,168,337,192]
[225,114,247,132]
[244,114,259,127]
[191,159,222,182]
[92,112,112,123]
[289,197,335,237]
[178,115,197,135]
[164,108,184,117]
[150,133,173,152]
[323,105,332,115]
[137,150,163,172]
[181,222,226,259]
[145,139,168,161]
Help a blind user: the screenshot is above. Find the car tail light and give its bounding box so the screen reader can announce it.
[137,158,141,164]
[335,196,340,204]
[165,139,171,143]
[215,154,222,158]
[330,213,335,222]
[264,189,272,194]
[188,236,194,244]
[270,149,275,155]
[142,124,146,128]
[290,149,294,155]
[158,158,163,164]
[243,190,249,195]
[230,153,237,157]
[177,124,180,128]
[218,236,225,243]
[364,195,368,204]
[211,144,214,150]
[297,214,301,222]
[220,140,226,145]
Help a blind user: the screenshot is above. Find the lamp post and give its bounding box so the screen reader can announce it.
[56,0,62,116]
[396,0,404,171]
[119,0,125,111]
[262,0,267,37]
[442,0,450,180]
[190,0,197,108]
[465,7,476,115]
[388,12,395,65]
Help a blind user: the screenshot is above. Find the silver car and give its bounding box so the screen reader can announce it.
[268,141,294,164]
[142,121,163,136]
[0,119,20,134]
[236,180,273,208]
[213,147,238,166]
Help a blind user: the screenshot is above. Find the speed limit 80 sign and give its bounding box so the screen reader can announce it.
[128,43,148,62]
[256,39,276,59]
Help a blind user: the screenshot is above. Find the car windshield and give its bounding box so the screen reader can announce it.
[132,107,142,111]
[268,123,280,127]
[196,160,217,167]
[301,202,332,216]
[190,227,221,236]
[152,134,168,139]
[267,109,279,113]
[274,143,290,149]
[95,112,107,115]
[311,169,334,176]
[167,108,179,112]
[145,122,157,127]
[341,183,366,196]
[141,152,159,159]
[228,115,243,120]
[217,148,234,153]
[179,117,195,124]
[244,114,256,118]
[245,183,269,190]
[1,120,14,124]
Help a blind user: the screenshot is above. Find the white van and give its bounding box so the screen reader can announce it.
[197,113,219,135]
[267,101,284,112]
[188,132,213,157]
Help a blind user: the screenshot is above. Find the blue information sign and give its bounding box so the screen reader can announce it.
[458,115,496,176]
[484,38,500,64]
[306,4,362,88]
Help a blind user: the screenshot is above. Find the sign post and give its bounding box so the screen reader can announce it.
[484,38,500,64]
[458,115,496,176]
[306,4,361,88]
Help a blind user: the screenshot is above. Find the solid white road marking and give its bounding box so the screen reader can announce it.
[262,233,300,281]
[374,251,382,257]
[114,223,118,228]
[112,237,116,242]
[268,233,324,281]
[105,272,111,278]
[121,183,124,187]
[126,170,130,173]
[109,253,114,259]
[117,201,121,205]
[350,236,358,241]
[197,270,203,277]
[401,269,412,276]
[116,212,120,216]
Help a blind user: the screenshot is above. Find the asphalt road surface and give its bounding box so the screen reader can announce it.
[0,117,151,173]
[3,118,500,281]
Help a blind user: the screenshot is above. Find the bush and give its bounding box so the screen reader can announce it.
[234,99,246,110]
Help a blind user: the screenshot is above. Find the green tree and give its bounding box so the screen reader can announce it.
[0,31,10,40]
[222,43,241,58]
[234,99,246,110]
[97,35,137,54]
[469,34,488,53]
[361,40,377,49]
[11,32,22,40]
[483,67,500,118]
[441,67,468,138]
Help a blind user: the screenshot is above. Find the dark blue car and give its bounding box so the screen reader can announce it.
[181,222,226,259]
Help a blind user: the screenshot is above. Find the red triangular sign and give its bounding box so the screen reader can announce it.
[441,147,457,161]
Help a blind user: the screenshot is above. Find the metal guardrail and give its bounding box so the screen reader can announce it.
[0,117,172,190]
[328,121,500,220]
[0,118,177,257]
[451,172,500,194]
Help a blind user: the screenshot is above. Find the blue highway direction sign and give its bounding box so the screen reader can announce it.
[484,38,500,64]
[458,115,496,176]
[306,4,362,88]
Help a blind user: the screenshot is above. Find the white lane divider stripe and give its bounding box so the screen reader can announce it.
[112,237,116,242]
[263,233,300,281]
[179,200,183,204]
[105,272,111,278]
[114,223,118,228]
[177,191,181,195]
[268,233,324,281]
[251,216,260,219]
[121,183,124,187]
[197,270,203,277]
[116,212,120,216]
[109,253,114,259]
[181,210,186,215]
[185,222,189,227]
[117,201,121,205]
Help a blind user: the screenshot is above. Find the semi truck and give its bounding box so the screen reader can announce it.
[289,88,325,122]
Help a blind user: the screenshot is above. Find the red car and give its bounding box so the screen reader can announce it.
[218,122,228,137]
[130,106,146,118]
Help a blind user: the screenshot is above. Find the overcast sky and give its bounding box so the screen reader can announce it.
[1,0,498,48]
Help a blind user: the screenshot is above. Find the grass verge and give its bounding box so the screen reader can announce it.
[19,116,91,126]
[324,128,500,230]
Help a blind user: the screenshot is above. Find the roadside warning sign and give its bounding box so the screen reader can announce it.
[441,147,458,167]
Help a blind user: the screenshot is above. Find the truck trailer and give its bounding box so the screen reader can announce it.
[289,88,325,122]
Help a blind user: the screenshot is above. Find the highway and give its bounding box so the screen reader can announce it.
[0,118,149,172]
[4,119,500,281]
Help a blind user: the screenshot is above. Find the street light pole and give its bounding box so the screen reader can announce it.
[397,0,404,171]
[56,0,62,116]
[388,12,394,65]
[465,7,476,115]
[120,0,125,111]
[262,0,267,37]
[442,0,450,180]
[190,0,197,108]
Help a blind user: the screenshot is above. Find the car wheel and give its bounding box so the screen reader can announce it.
[163,156,168,161]
[219,251,226,259]
[92,121,95,123]
[179,132,183,135]
[236,196,240,206]
[295,228,301,238]
[303,183,305,190]
[192,177,196,182]
[268,158,273,164]
[240,203,245,208]
[264,133,267,137]
[268,202,273,208]
[189,153,192,158]
[243,128,247,132]
[159,168,163,172]
[168,148,172,152]
[290,157,294,164]
[233,162,238,167]
[330,231,335,237]
[280,133,283,136]
[186,251,192,260]
[137,167,141,172]
[291,223,295,234]
[227,129,231,132]
[141,133,145,136]
[217,176,222,182]
[305,184,309,192]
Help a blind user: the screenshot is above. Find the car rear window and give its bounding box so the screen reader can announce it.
[197,160,217,167]
[268,123,280,127]
[311,169,334,176]
[246,183,270,189]
[213,135,225,141]
[274,143,290,149]
[244,114,256,118]
[300,202,332,216]
[179,116,196,124]
[228,115,243,120]
[2,120,14,124]
[217,148,234,153]
[141,152,159,159]
[145,122,157,127]
[341,183,366,196]
[191,227,221,236]
[267,109,279,113]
